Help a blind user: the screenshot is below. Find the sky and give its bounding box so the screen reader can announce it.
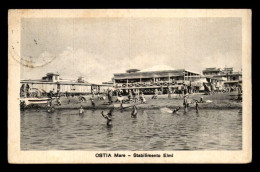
[21,17,242,84]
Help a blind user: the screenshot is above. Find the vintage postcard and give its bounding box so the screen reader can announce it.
[8,9,252,163]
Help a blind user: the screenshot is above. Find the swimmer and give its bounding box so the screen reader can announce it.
[131,105,138,118]
[79,105,85,114]
[47,104,51,113]
[183,95,189,112]
[107,108,114,117]
[101,111,112,126]
[195,100,199,113]
[48,107,55,113]
[106,119,112,126]
[91,99,95,108]
[172,106,181,113]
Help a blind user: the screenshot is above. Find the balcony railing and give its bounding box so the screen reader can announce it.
[115,81,185,88]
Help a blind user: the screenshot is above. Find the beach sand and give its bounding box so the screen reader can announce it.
[36,92,242,110]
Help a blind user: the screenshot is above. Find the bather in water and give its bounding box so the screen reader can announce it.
[172,106,181,114]
[101,111,112,126]
[79,105,85,114]
[91,99,95,109]
[131,105,138,118]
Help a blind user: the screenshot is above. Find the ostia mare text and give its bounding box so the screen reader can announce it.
[95,153,174,158]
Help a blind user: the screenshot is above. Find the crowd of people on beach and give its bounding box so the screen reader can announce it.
[203,82,242,95]
[44,85,206,114]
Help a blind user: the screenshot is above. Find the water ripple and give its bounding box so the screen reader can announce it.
[21,109,242,150]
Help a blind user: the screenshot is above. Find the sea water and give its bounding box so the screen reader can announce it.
[21,108,242,150]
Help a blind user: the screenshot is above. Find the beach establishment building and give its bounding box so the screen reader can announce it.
[113,65,203,94]
[20,73,112,97]
[202,67,242,87]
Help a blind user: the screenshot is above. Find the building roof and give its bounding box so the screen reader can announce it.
[223,67,233,70]
[114,69,200,80]
[21,79,47,82]
[213,73,242,77]
[139,65,175,72]
[126,69,140,73]
[203,68,221,72]
[21,80,58,84]
[46,73,60,76]
[20,80,94,86]
[228,72,242,76]
[21,73,104,86]
[102,81,114,84]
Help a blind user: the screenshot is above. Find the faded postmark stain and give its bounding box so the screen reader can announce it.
[9,39,56,68]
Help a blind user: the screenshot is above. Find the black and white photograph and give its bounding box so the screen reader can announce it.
[8,9,252,163]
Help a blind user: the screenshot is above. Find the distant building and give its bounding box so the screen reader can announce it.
[202,67,242,87]
[113,65,201,94]
[42,73,60,82]
[77,76,85,83]
[223,72,242,87]
[221,67,233,74]
[20,73,112,97]
[202,68,222,76]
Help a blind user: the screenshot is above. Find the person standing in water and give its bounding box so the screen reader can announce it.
[101,111,112,126]
[47,100,54,113]
[107,89,113,104]
[199,97,204,103]
[91,99,95,109]
[107,108,114,117]
[131,105,138,118]
[183,94,189,112]
[195,100,199,113]
[79,105,85,114]
[167,85,171,99]
[47,104,51,113]
[47,106,55,113]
